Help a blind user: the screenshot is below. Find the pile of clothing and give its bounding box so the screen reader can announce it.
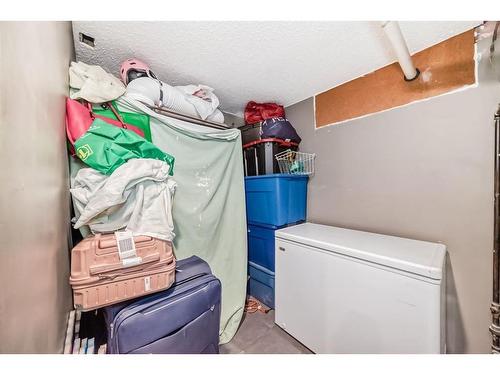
[67,58,227,239]
[70,59,225,123]
[67,65,176,240]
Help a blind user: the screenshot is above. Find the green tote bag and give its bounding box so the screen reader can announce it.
[74,118,175,176]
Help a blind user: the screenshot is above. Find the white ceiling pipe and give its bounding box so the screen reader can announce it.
[381,21,420,81]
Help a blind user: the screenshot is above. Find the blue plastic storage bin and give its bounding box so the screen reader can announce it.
[248,261,275,309]
[248,223,276,271]
[245,174,308,227]
[248,222,304,272]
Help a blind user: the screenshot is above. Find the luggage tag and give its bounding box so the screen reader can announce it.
[115,230,142,267]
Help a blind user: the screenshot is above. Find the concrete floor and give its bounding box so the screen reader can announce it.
[219,310,313,354]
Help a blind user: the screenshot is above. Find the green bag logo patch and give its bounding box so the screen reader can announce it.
[76,144,93,161]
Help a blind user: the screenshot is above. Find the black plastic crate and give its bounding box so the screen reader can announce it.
[243,138,298,176]
[239,122,262,145]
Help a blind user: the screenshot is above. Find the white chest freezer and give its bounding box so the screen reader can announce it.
[275,223,446,354]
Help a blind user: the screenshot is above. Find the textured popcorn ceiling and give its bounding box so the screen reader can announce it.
[73,21,479,116]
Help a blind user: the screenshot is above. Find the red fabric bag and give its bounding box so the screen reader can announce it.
[244,101,285,124]
[65,98,145,146]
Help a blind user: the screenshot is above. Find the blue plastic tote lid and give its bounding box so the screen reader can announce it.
[244,174,309,180]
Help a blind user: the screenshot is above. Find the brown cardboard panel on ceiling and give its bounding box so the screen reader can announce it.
[315,29,476,128]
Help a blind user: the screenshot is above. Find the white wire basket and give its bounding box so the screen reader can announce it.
[275,149,316,176]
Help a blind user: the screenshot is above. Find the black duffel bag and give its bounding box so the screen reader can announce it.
[260,117,301,144]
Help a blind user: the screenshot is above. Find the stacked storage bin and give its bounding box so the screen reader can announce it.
[244,174,308,308]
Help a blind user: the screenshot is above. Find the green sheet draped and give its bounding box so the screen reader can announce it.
[115,97,247,344]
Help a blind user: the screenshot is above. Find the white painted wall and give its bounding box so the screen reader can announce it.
[0,21,74,353]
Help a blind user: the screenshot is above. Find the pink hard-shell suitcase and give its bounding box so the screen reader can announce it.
[69,234,176,311]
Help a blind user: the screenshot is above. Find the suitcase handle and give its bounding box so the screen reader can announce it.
[98,235,153,250]
[89,253,160,276]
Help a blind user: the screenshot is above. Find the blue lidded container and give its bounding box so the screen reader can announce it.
[244,174,308,227]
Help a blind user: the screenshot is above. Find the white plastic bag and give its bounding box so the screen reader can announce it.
[176,84,220,120]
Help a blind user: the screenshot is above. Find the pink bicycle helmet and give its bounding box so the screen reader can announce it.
[120,58,158,85]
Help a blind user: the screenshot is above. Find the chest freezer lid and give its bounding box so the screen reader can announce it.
[275,223,446,280]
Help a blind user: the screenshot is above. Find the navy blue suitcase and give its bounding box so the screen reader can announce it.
[103,256,221,354]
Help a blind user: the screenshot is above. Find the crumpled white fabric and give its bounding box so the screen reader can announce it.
[70,158,176,241]
[69,61,126,103]
[125,77,223,122]
[176,84,220,120]
[206,109,225,123]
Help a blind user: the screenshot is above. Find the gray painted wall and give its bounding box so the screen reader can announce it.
[0,22,74,353]
[223,112,245,128]
[285,36,499,353]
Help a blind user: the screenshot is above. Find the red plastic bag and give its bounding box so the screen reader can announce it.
[244,101,285,124]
